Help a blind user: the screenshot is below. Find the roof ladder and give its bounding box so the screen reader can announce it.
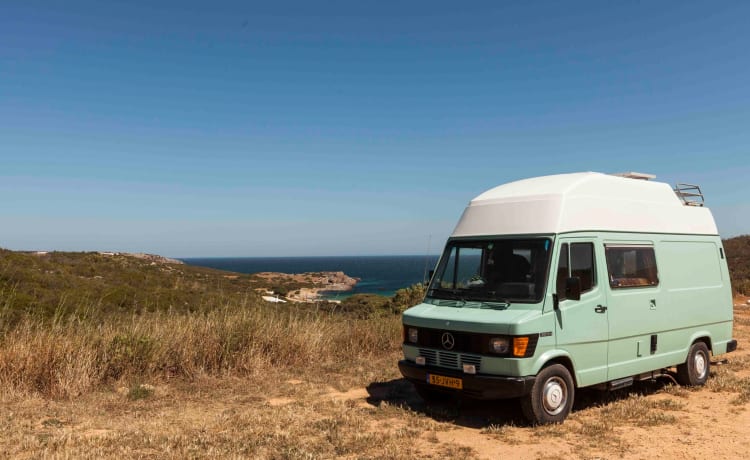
[673,183,705,207]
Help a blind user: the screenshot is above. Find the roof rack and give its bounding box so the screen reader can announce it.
[674,183,705,207]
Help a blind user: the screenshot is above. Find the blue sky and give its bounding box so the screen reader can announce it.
[2,1,749,257]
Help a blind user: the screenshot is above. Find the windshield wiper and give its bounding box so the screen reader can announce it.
[428,288,466,301]
[471,296,511,304]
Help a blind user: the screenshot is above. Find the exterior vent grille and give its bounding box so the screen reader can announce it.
[438,351,459,368]
[418,349,437,366]
[418,349,483,372]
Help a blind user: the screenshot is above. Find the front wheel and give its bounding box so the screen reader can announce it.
[676,341,710,386]
[520,364,575,425]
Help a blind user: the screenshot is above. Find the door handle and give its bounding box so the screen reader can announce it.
[595,305,607,313]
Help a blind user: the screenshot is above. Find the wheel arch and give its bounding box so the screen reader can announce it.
[687,332,713,355]
[533,351,578,387]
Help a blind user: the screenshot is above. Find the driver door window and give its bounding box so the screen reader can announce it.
[557,242,596,301]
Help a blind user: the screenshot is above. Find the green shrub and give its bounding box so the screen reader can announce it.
[105,334,156,379]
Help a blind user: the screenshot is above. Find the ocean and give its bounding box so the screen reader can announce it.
[180,255,441,299]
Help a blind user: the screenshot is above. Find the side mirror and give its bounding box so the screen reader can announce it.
[565,277,581,301]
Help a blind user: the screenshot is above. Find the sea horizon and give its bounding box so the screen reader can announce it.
[181,255,441,299]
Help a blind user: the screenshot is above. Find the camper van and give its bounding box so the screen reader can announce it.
[399,172,737,424]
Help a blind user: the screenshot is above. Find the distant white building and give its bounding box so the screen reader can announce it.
[262,295,287,303]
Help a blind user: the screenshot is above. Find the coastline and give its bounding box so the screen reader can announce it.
[181,255,440,298]
[251,271,359,303]
[287,287,345,303]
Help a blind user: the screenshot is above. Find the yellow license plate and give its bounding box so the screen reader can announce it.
[428,374,463,390]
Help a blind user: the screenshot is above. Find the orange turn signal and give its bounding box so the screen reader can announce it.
[513,336,529,357]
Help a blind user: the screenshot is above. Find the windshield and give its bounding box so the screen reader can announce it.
[427,238,553,303]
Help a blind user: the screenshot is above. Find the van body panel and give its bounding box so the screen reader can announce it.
[452,172,718,237]
[531,349,576,377]
[402,303,539,335]
[600,233,733,380]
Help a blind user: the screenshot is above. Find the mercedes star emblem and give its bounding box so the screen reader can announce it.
[441,332,455,350]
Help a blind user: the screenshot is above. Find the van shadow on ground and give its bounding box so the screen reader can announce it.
[365,376,676,428]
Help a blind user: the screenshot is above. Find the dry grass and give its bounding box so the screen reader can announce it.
[705,365,750,405]
[594,395,684,426]
[0,299,403,399]
[482,422,523,444]
[531,395,679,456]
[0,385,431,459]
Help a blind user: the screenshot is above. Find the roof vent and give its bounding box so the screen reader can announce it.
[611,172,656,181]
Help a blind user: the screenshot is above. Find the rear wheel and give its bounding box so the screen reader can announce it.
[676,341,710,386]
[520,364,575,425]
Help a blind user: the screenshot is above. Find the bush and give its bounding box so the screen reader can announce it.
[724,235,750,295]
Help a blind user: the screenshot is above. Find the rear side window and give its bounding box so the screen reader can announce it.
[605,245,659,288]
[557,242,596,300]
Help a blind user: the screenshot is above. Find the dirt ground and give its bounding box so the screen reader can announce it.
[2,302,749,459]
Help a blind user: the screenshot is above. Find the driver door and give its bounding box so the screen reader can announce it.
[553,238,609,387]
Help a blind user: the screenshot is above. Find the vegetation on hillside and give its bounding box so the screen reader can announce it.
[724,235,750,295]
[0,249,425,398]
[0,249,265,321]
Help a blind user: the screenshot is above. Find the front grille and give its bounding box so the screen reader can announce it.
[418,348,482,372]
[439,351,458,368]
[419,348,438,366]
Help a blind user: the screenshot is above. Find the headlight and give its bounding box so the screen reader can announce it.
[408,327,418,343]
[489,337,509,354]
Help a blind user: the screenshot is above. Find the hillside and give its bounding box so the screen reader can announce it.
[0,249,422,324]
[0,248,424,398]
[724,235,750,295]
[0,249,266,321]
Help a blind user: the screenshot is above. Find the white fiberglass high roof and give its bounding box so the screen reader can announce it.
[451,172,718,237]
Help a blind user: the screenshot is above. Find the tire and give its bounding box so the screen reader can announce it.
[414,384,453,404]
[520,364,575,425]
[676,341,710,386]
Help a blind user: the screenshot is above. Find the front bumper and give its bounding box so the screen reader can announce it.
[398,360,535,400]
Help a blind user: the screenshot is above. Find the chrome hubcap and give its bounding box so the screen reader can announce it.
[695,352,707,379]
[542,377,567,415]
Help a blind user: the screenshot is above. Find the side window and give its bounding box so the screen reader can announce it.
[557,242,596,300]
[605,245,659,288]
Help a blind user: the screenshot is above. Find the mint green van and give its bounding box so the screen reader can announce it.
[399,172,737,424]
